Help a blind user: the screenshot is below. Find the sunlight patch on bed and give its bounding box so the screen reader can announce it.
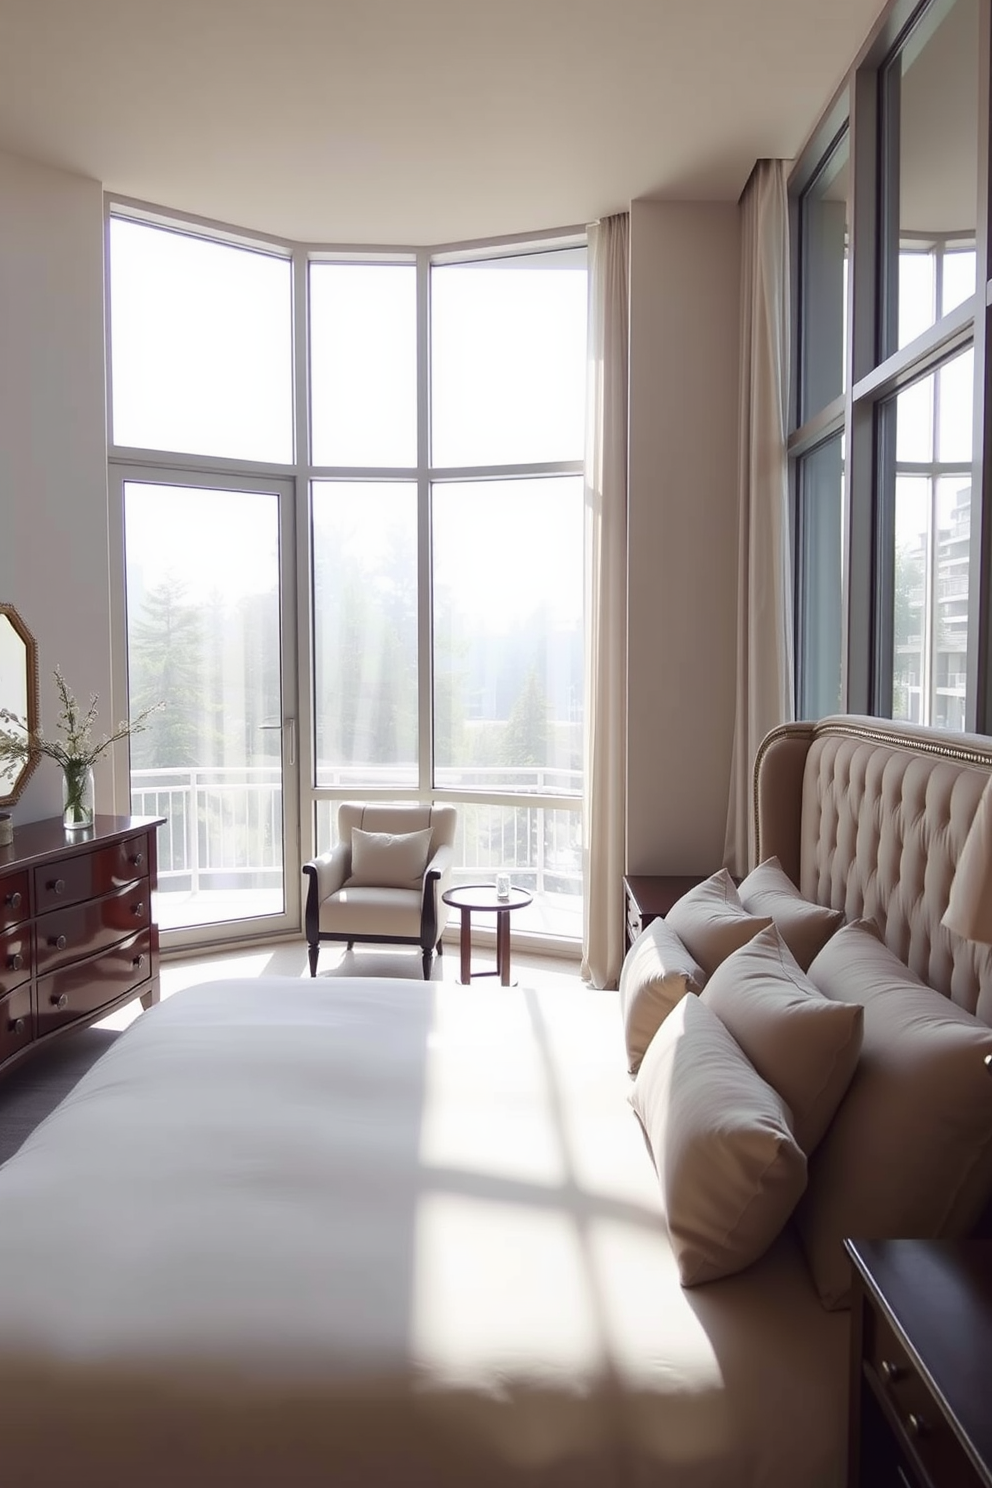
[411,1193,602,1379]
[418,987,567,1185]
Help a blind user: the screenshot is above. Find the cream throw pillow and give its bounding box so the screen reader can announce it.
[800,919,992,1310]
[666,868,773,978]
[629,993,807,1287]
[700,924,863,1155]
[738,856,844,970]
[347,827,433,889]
[619,917,706,1077]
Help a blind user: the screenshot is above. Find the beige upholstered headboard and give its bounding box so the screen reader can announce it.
[753,714,992,1026]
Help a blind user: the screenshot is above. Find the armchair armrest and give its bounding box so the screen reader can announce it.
[422,841,454,896]
[302,843,350,905]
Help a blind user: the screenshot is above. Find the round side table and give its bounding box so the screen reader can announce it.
[441,883,533,986]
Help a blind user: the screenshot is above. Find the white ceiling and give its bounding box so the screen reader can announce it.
[0,0,886,246]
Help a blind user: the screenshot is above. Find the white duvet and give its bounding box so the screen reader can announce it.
[0,977,848,1487]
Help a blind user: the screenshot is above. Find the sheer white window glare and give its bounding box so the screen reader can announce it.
[941,248,977,318]
[110,219,293,463]
[430,249,587,467]
[432,477,583,796]
[311,481,419,788]
[309,263,417,467]
[124,482,286,930]
[897,249,936,350]
[891,347,974,729]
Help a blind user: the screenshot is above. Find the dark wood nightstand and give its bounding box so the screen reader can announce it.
[623,874,705,953]
[846,1238,992,1488]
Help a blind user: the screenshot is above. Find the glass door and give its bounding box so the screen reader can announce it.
[115,471,300,948]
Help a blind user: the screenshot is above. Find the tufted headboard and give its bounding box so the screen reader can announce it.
[753,714,992,1026]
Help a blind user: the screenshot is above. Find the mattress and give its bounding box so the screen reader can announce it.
[0,977,848,1487]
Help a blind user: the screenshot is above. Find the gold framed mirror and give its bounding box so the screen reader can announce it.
[0,603,40,807]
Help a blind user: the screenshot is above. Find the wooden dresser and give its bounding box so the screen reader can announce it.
[0,814,165,1076]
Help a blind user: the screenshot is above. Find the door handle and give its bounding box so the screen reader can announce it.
[259,718,296,766]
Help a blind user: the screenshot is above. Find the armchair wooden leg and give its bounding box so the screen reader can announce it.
[308,942,320,977]
[422,949,433,979]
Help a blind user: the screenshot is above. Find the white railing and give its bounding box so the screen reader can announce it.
[131,765,583,901]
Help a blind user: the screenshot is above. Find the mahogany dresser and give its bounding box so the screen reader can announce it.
[0,814,165,1077]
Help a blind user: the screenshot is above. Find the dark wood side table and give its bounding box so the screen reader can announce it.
[441,884,533,986]
[623,874,705,953]
[845,1238,992,1488]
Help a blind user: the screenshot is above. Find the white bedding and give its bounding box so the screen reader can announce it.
[0,977,848,1487]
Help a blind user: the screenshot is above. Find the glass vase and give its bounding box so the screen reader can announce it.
[62,760,95,832]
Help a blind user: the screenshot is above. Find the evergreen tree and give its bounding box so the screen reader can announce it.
[128,576,204,768]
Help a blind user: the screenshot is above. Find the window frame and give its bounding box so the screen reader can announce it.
[788,0,992,732]
[105,198,589,951]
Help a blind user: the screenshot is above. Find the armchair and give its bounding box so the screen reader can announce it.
[303,803,458,978]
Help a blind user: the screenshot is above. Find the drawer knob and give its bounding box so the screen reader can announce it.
[48,934,68,950]
[7,952,22,972]
[132,953,144,969]
[49,878,65,896]
[130,852,144,868]
[906,1412,928,1438]
[132,901,145,916]
[9,1016,25,1035]
[4,890,21,910]
[51,992,69,1010]
[880,1359,903,1383]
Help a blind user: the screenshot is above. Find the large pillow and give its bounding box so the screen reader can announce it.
[629,993,807,1287]
[799,919,992,1310]
[619,917,706,1077]
[700,924,863,1155]
[346,827,433,889]
[665,868,773,978]
[737,856,844,971]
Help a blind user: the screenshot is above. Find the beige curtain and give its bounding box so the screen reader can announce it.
[581,212,629,990]
[723,161,794,878]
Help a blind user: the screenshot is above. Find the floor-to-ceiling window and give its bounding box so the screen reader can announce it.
[790,0,987,732]
[107,210,587,950]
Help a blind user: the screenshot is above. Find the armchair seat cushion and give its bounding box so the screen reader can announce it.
[319,886,424,939]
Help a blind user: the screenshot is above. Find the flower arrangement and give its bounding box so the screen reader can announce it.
[0,667,163,828]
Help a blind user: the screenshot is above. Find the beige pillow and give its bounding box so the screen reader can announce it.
[619,917,706,1077]
[347,827,433,889]
[629,993,807,1287]
[738,856,844,970]
[800,920,992,1310]
[700,924,863,1155]
[666,868,773,978]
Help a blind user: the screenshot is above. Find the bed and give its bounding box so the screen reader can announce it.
[0,713,989,1488]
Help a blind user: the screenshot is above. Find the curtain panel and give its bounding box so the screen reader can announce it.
[581,212,629,990]
[723,160,794,878]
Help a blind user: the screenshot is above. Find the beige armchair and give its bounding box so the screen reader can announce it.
[303,803,458,978]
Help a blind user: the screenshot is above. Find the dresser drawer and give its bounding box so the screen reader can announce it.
[0,985,33,1063]
[33,832,151,913]
[866,1300,984,1488]
[0,869,30,931]
[34,929,152,1034]
[0,922,32,996]
[34,881,151,976]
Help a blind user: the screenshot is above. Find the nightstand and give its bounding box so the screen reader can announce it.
[846,1238,992,1488]
[623,874,704,952]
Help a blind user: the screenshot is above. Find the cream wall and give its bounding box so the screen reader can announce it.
[626,199,741,875]
[0,149,114,824]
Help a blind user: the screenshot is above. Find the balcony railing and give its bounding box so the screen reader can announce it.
[131,766,584,925]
